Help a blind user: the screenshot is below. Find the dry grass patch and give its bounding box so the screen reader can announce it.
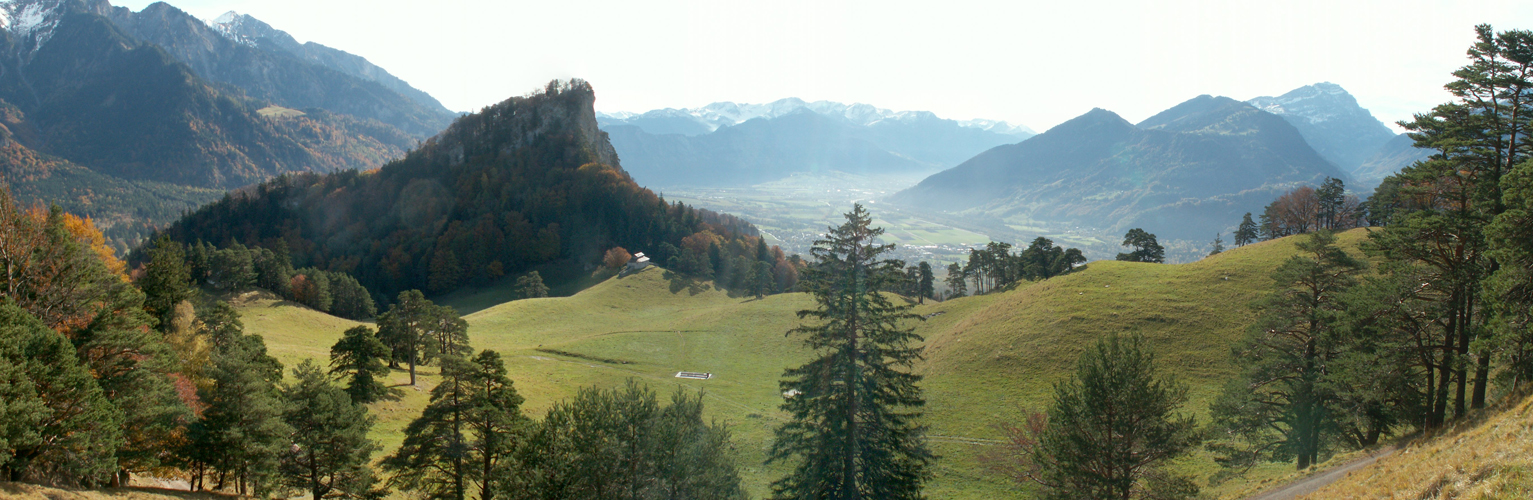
[1300,393,1533,499]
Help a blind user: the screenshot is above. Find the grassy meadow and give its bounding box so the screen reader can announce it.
[233,229,1376,499]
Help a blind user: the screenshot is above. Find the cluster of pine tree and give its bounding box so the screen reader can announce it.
[0,186,379,497]
[142,237,377,320]
[1207,25,1533,471]
[945,237,1088,297]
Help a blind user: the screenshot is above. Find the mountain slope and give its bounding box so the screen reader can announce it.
[892,96,1347,240]
[1246,82,1397,179]
[0,0,415,188]
[204,10,451,117]
[1356,133,1434,186]
[105,3,454,137]
[601,99,1033,187]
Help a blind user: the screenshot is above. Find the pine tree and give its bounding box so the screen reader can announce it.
[1235,213,1259,247]
[1209,233,1226,256]
[945,262,967,299]
[509,380,745,500]
[1005,335,1199,500]
[1211,231,1367,469]
[138,235,194,331]
[280,360,381,499]
[187,316,289,496]
[916,262,935,304]
[330,326,396,404]
[385,351,526,500]
[768,203,932,499]
[0,303,123,484]
[377,290,468,386]
[463,351,527,500]
[1116,228,1165,263]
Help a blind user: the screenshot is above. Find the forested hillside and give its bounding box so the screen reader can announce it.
[146,80,789,300]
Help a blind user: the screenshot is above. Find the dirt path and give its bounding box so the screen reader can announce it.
[1247,447,1397,500]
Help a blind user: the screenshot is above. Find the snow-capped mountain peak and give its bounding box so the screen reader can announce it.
[211,10,239,25]
[0,0,80,61]
[1246,82,1362,125]
[599,99,1033,137]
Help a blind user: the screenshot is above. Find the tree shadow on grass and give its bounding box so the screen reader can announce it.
[662,270,711,296]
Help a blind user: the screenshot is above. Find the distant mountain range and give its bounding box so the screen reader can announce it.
[890,83,1433,243]
[0,0,455,247]
[598,98,1035,187]
[892,95,1350,240]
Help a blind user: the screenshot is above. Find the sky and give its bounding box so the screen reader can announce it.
[114,0,1533,133]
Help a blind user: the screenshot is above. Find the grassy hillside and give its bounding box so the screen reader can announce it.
[0,482,224,499]
[234,229,1373,498]
[1296,392,1533,499]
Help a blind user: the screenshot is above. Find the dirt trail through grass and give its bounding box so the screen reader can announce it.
[1247,447,1397,500]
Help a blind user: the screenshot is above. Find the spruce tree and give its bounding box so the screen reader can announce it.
[330,326,396,404]
[767,203,932,499]
[280,360,381,499]
[1209,233,1226,256]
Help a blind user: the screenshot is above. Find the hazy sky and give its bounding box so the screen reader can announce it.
[114,0,1533,133]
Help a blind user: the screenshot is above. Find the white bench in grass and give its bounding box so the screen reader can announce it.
[675,371,711,380]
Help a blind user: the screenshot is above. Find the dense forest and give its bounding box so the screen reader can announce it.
[142,80,796,301]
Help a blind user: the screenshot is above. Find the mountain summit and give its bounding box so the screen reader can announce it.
[892,96,1347,240]
[1246,82,1397,179]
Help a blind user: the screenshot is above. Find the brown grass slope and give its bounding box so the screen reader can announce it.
[1297,393,1533,500]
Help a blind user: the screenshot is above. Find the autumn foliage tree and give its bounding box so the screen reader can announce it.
[604,246,632,269]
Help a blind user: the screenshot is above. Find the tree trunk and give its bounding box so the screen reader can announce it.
[1473,351,1491,409]
[1455,295,1470,419]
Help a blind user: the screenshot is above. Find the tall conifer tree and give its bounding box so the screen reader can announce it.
[768,203,932,499]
